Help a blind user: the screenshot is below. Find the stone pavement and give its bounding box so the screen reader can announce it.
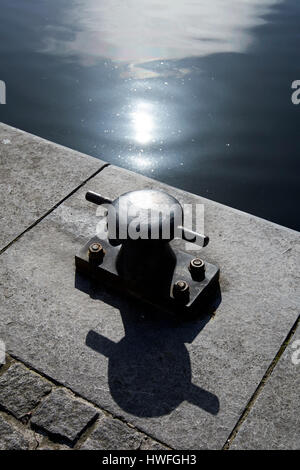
[0,123,105,251]
[230,327,300,450]
[0,123,299,449]
[0,356,167,450]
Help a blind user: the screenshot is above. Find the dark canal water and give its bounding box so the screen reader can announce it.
[0,0,299,230]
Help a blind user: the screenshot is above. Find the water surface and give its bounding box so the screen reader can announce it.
[0,0,299,229]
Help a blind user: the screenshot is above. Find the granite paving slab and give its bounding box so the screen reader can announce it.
[0,123,105,250]
[230,325,300,450]
[0,164,299,449]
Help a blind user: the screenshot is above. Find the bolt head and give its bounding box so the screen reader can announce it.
[88,242,105,262]
[90,242,102,252]
[189,258,205,280]
[173,280,190,304]
[175,280,188,290]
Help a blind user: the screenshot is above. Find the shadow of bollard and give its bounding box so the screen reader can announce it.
[75,270,221,417]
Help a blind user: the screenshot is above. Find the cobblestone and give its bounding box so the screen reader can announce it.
[81,416,151,450]
[0,413,34,450]
[0,362,51,419]
[31,388,98,443]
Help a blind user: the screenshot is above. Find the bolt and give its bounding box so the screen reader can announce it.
[88,242,105,263]
[189,258,205,281]
[173,280,190,304]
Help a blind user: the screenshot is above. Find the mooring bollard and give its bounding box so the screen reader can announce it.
[76,189,220,315]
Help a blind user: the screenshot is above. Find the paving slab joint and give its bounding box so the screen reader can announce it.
[0,162,110,257]
[222,314,300,450]
[74,414,105,449]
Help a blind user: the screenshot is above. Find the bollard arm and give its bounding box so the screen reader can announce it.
[178,226,209,248]
[85,191,112,206]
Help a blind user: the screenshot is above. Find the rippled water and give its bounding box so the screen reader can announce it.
[0,0,299,229]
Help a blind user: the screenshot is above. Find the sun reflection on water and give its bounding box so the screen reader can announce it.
[131,102,154,144]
